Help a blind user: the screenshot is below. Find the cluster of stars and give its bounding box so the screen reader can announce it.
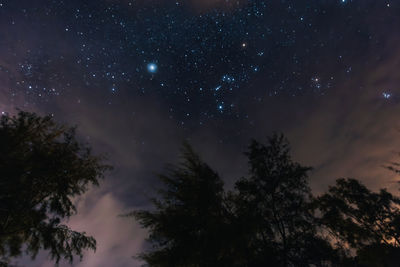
[382,92,392,99]
[0,0,397,128]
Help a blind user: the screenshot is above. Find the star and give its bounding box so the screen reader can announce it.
[382,92,392,99]
[147,63,158,74]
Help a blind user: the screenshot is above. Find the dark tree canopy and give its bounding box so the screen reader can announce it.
[316,178,400,266]
[0,111,110,266]
[133,134,400,267]
[233,134,339,266]
[133,143,233,267]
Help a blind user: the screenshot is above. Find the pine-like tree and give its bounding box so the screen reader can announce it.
[132,143,232,267]
[233,134,338,266]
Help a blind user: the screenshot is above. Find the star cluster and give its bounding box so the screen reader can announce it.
[0,0,398,129]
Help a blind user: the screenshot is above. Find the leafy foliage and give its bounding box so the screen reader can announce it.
[133,134,400,267]
[133,143,232,267]
[0,111,110,265]
[233,134,339,266]
[316,178,400,266]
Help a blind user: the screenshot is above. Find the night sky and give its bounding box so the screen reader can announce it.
[1,0,400,266]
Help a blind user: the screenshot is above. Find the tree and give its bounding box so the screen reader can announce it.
[316,178,400,267]
[0,111,110,266]
[132,143,233,267]
[232,134,339,266]
[132,134,400,266]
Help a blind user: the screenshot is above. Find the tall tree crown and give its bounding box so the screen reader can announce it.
[133,143,229,267]
[0,111,110,265]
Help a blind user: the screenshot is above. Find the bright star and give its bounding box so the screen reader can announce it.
[147,63,158,73]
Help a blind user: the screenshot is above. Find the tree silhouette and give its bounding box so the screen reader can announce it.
[316,178,400,267]
[0,111,110,266]
[133,134,400,267]
[132,143,233,267]
[232,134,339,266]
